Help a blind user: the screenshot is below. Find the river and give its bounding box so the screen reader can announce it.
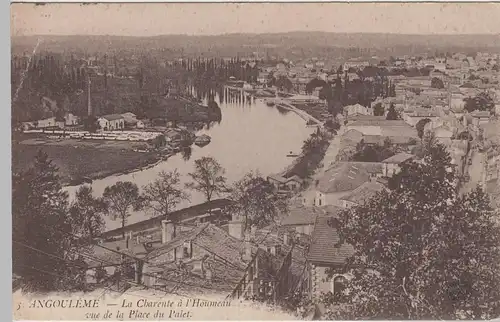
[64,84,314,230]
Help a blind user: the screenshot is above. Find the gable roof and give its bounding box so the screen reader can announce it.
[317,162,372,194]
[101,114,124,121]
[381,152,415,164]
[307,216,354,265]
[340,181,386,205]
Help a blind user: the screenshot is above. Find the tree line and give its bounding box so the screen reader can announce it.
[12,151,288,292]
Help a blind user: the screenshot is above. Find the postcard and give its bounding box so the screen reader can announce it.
[11,2,500,320]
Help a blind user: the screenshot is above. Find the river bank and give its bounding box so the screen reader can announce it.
[12,136,176,186]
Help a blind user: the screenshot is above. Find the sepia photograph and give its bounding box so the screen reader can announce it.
[10,2,500,320]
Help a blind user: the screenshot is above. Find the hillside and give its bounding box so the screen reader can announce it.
[11,32,500,58]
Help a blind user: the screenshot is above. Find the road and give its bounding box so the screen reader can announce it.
[461,150,485,194]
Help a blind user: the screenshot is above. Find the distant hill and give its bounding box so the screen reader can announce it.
[11,32,500,58]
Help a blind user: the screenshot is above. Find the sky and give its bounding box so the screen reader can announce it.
[10,2,500,37]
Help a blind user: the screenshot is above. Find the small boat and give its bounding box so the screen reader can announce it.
[266,101,276,107]
[287,151,300,157]
[194,134,211,147]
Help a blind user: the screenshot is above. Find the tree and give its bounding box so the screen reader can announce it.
[275,76,293,92]
[386,103,399,120]
[69,185,107,240]
[431,77,445,89]
[12,150,82,291]
[464,92,495,113]
[415,118,432,140]
[229,171,289,232]
[102,181,143,238]
[351,138,398,163]
[373,102,385,116]
[83,116,99,132]
[186,157,228,202]
[143,170,190,218]
[325,139,500,320]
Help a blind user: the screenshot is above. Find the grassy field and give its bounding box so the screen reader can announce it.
[12,137,164,185]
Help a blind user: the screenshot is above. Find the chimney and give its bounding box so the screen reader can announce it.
[283,232,289,246]
[205,269,213,281]
[161,220,175,244]
[134,259,142,284]
[87,73,92,117]
[228,214,244,240]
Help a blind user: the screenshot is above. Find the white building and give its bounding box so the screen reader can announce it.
[98,114,125,131]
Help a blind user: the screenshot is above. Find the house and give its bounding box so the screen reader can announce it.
[433,125,455,145]
[55,117,65,129]
[98,114,125,131]
[343,104,373,117]
[267,174,304,192]
[121,112,144,128]
[339,180,386,208]
[90,214,298,301]
[257,72,270,85]
[36,117,57,128]
[64,113,79,126]
[381,152,415,177]
[308,216,354,300]
[314,162,383,207]
[280,205,342,236]
[470,111,491,126]
[346,119,418,138]
[402,108,440,127]
[362,135,418,147]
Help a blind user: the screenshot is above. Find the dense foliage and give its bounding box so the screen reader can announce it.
[324,137,500,319]
[464,92,495,113]
[351,138,399,163]
[12,150,86,291]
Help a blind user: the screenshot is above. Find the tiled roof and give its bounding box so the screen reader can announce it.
[381,152,415,164]
[307,216,354,265]
[145,223,288,295]
[317,162,372,194]
[340,181,386,204]
[281,205,343,226]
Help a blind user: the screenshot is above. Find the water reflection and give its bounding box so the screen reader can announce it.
[181,146,192,161]
[65,80,314,230]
